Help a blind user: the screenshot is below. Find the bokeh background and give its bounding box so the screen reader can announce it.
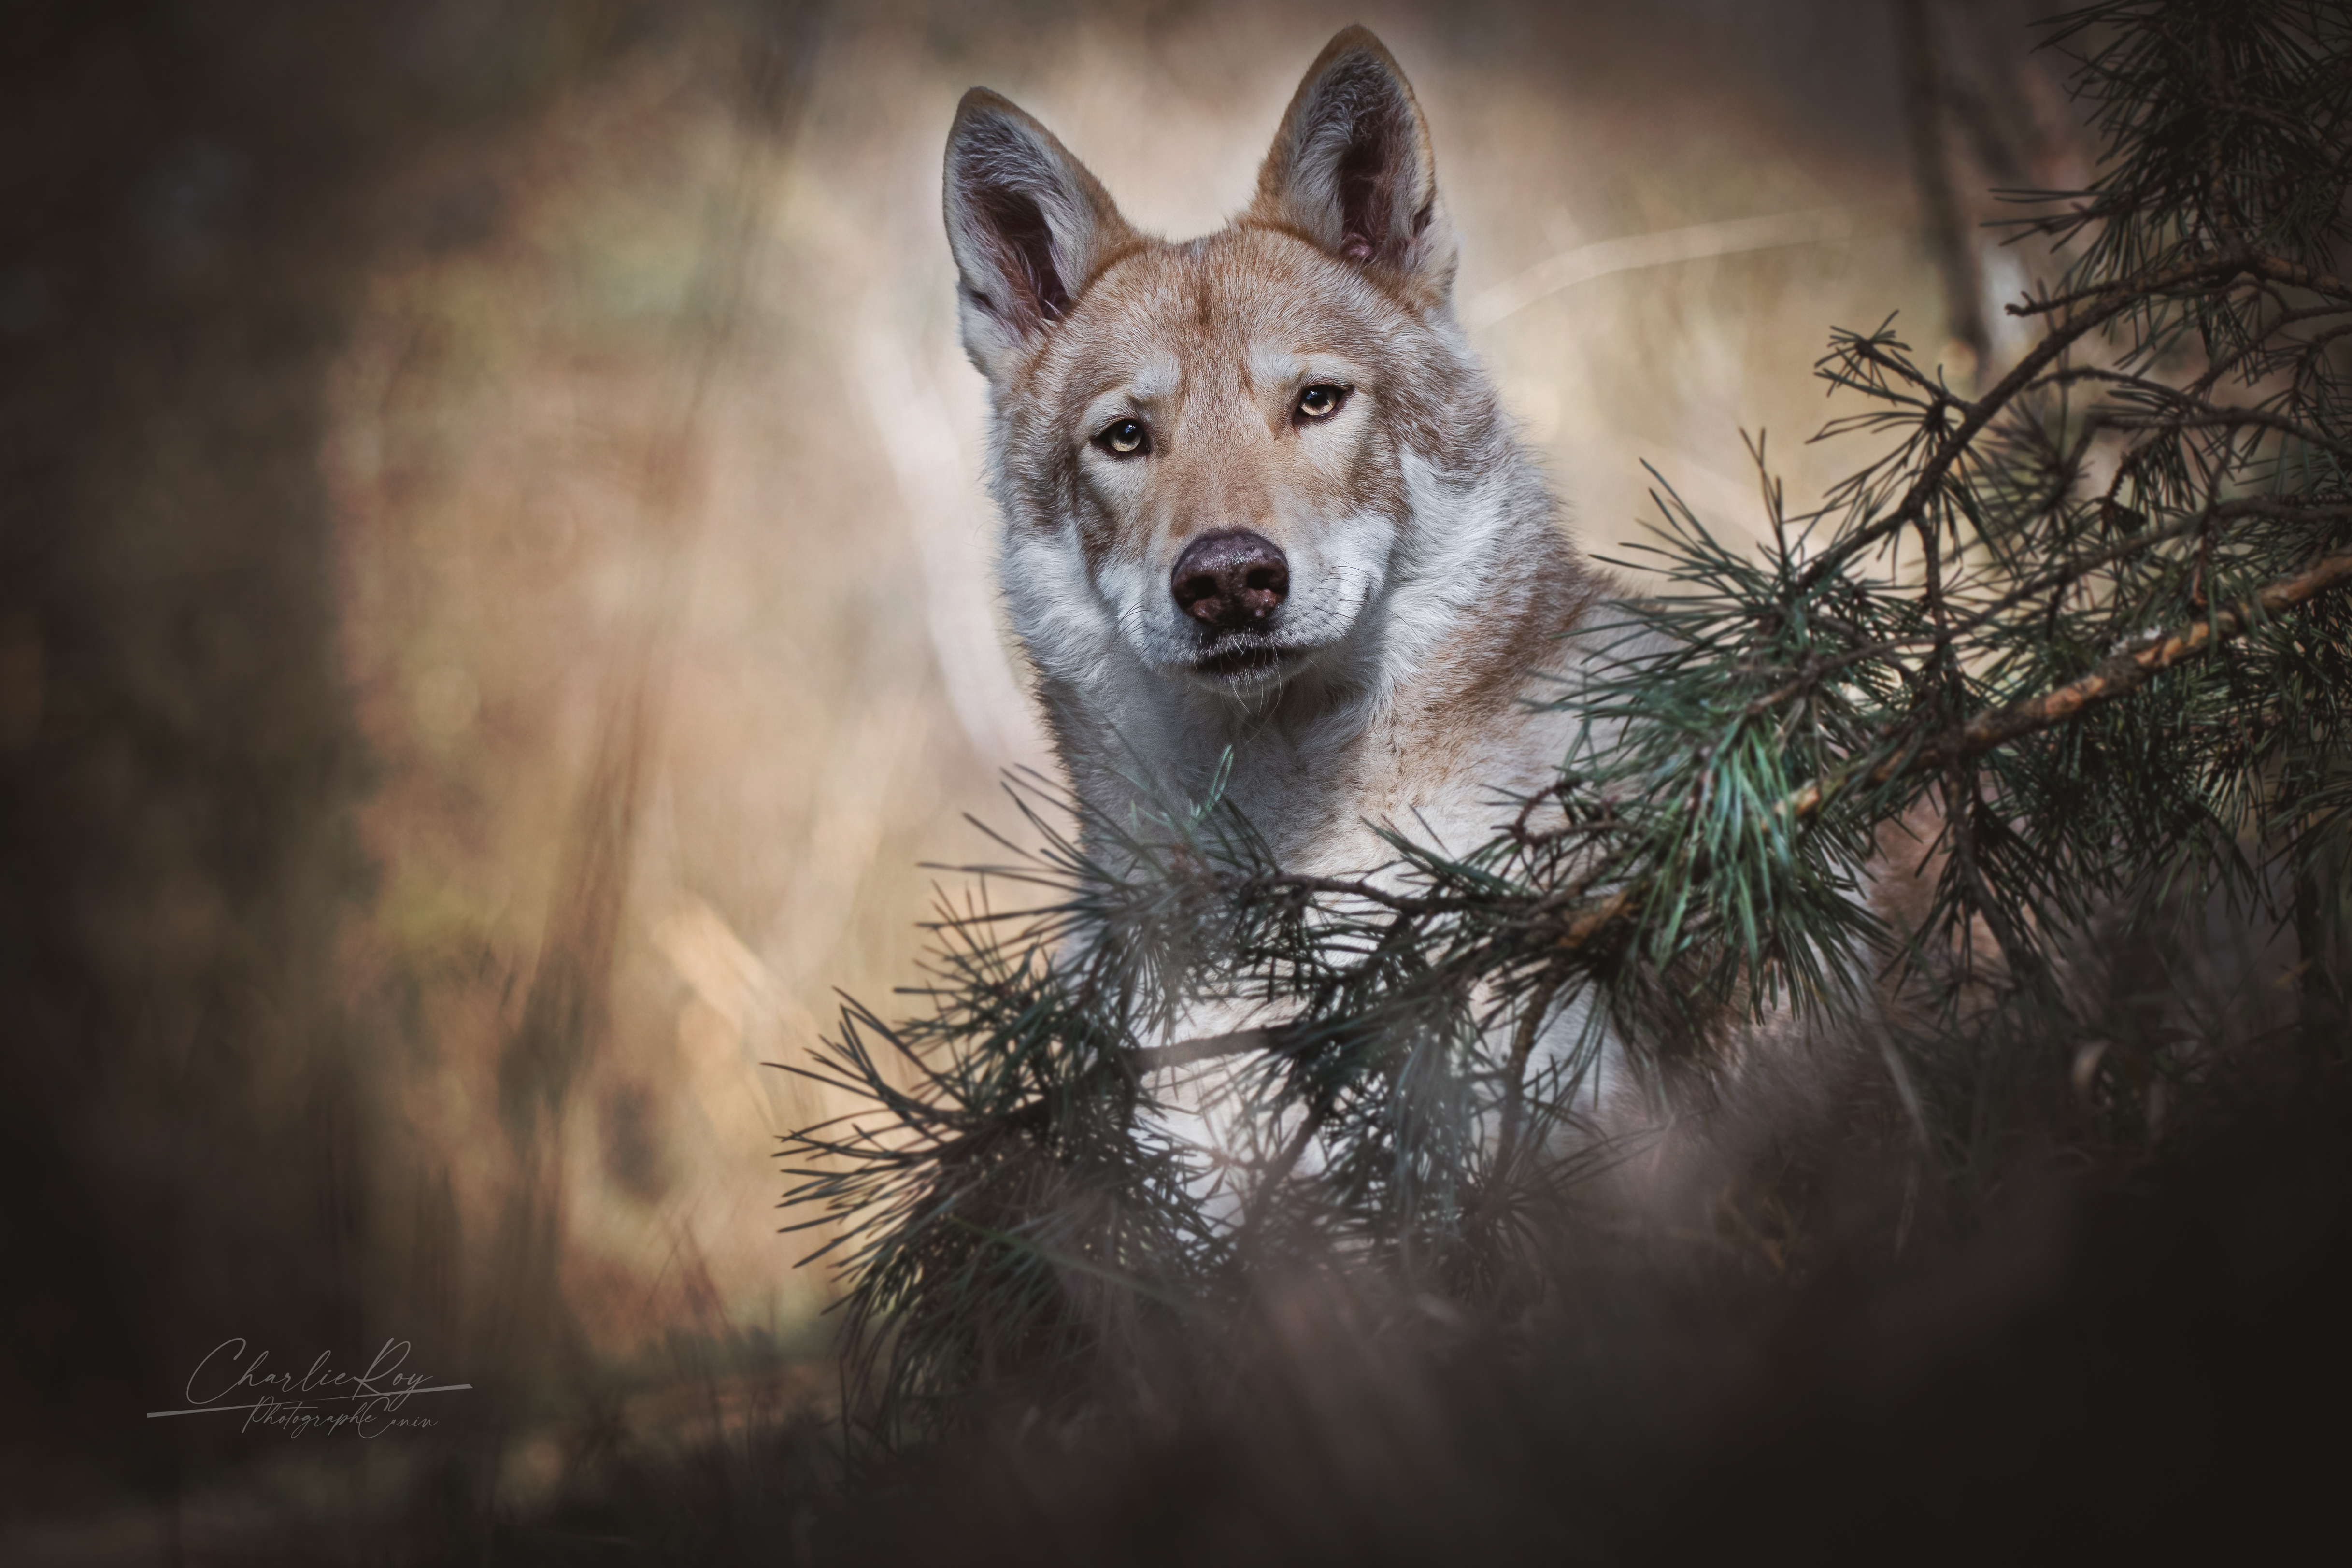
[0,0,2083,1555]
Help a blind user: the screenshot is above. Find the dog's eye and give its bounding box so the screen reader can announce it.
[1295,384,1348,422]
[1095,418,1149,456]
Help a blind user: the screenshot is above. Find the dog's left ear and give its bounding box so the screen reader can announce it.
[1249,27,1456,301]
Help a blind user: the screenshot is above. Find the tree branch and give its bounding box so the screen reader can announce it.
[1917,546,2352,769]
[1795,281,2159,594]
[1785,545,2352,819]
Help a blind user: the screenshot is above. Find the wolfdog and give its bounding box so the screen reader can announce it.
[943,25,1600,881]
[939,27,1697,1172]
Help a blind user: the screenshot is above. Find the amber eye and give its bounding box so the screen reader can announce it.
[1295,384,1348,422]
[1096,418,1149,456]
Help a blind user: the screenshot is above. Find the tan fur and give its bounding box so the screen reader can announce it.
[945,28,1607,878]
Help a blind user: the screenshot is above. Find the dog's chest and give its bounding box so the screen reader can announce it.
[1208,694,1567,876]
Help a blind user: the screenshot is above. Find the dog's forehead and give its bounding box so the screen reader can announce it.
[1045,228,1405,403]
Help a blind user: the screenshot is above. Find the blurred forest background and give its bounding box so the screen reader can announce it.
[0,0,2209,1559]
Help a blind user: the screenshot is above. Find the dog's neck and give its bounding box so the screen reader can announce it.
[1015,450,1600,874]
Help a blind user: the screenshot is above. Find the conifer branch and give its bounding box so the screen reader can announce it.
[1775,549,2352,819]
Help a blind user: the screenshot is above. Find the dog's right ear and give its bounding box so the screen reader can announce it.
[943,90,1136,381]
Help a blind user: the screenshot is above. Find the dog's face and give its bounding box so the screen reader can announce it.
[944,29,1479,698]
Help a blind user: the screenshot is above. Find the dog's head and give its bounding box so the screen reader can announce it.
[943,28,1497,698]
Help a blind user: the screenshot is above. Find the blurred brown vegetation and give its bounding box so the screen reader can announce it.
[23,0,2332,1562]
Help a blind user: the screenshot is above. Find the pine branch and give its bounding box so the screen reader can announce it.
[1924,546,2352,764]
[1433,548,2352,984]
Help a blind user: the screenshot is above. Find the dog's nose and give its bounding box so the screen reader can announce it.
[1171,530,1289,629]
